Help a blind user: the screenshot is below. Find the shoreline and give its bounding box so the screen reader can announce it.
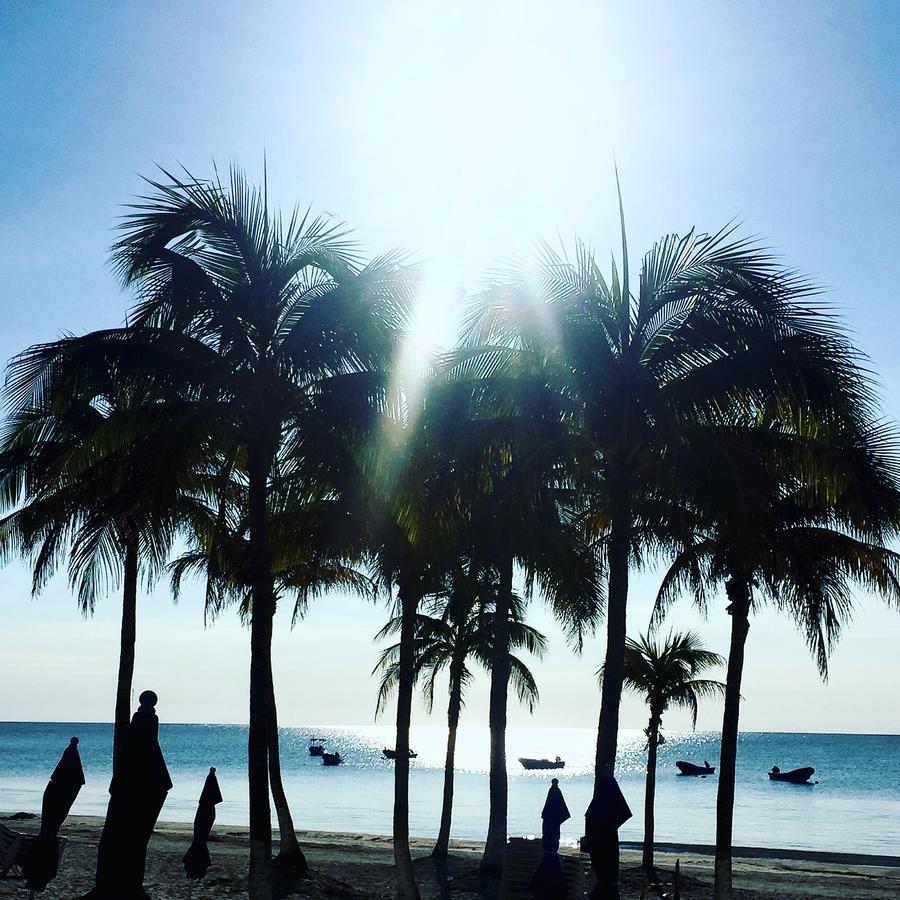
[6,812,900,868]
[2,813,899,899]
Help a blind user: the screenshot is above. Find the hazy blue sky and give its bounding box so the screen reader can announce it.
[2,1,899,733]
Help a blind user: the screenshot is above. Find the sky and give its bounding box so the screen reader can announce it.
[1,0,899,734]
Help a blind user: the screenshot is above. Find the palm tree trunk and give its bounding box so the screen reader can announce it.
[642,714,661,871]
[480,556,513,876]
[268,669,308,877]
[112,535,139,776]
[594,478,632,779]
[592,476,631,898]
[432,666,463,859]
[394,584,422,900]
[714,577,752,900]
[247,443,275,900]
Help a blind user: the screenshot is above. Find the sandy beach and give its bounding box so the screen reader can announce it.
[2,813,898,899]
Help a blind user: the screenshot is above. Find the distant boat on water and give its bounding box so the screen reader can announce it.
[519,756,565,770]
[676,760,715,776]
[308,744,325,757]
[769,766,815,784]
[321,752,343,766]
[382,748,417,760]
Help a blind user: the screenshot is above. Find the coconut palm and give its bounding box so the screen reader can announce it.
[654,418,900,899]
[103,166,415,898]
[171,474,375,878]
[429,361,603,875]
[602,631,724,871]
[461,203,872,889]
[375,567,547,859]
[0,361,202,772]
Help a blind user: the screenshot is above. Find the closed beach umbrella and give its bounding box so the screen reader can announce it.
[541,777,571,852]
[81,690,173,899]
[182,767,223,879]
[585,776,632,900]
[531,777,573,899]
[23,736,85,892]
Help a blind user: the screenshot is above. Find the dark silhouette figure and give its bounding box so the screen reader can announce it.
[541,777,571,852]
[584,776,632,900]
[183,767,223,879]
[530,778,572,900]
[23,736,85,891]
[82,690,173,899]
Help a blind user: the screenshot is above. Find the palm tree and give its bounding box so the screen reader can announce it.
[375,568,547,859]
[103,166,415,898]
[0,360,199,772]
[431,360,602,875]
[461,203,872,889]
[654,418,900,899]
[603,631,724,871]
[171,475,375,878]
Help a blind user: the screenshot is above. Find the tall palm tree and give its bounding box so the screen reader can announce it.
[375,569,547,859]
[602,631,724,871]
[0,361,199,772]
[431,360,602,875]
[654,418,900,899]
[103,166,415,898]
[462,202,871,889]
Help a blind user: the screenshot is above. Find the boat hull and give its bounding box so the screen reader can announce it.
[676,761,715,776]
[769,766,815,784]
[383,748,417,760]
[518,757,565,770]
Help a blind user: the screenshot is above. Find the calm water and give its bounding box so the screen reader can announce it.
[1,723,898,855]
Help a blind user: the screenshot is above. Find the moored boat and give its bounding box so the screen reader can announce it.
[768,765,815,784]
[519,756,565,770]
[676,760,715,776]
[308,744,325,756]
[322,752,343,766]
[383,747,417,760]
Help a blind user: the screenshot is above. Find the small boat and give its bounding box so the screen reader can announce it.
[383,748,417,760]
[676,760,715,777]
[519,756,565,770]
[322,752,343,766]
[768,766,815,784]
[308,744,325,756]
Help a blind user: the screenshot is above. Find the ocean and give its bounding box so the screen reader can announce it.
[1,723,897,856]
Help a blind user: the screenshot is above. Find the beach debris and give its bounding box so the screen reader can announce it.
[80,689,173,899]
[22,735,84,891]
[183,766,223,879]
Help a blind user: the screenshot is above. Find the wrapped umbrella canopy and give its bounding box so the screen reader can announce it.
[541,777,571,852]
[81,690,173,899]
[183,767,223,879]
[585,775,632,838]
[24,736,85,891]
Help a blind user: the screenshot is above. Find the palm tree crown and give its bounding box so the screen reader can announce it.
[375,575,547,717]
[616,631,725,726]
